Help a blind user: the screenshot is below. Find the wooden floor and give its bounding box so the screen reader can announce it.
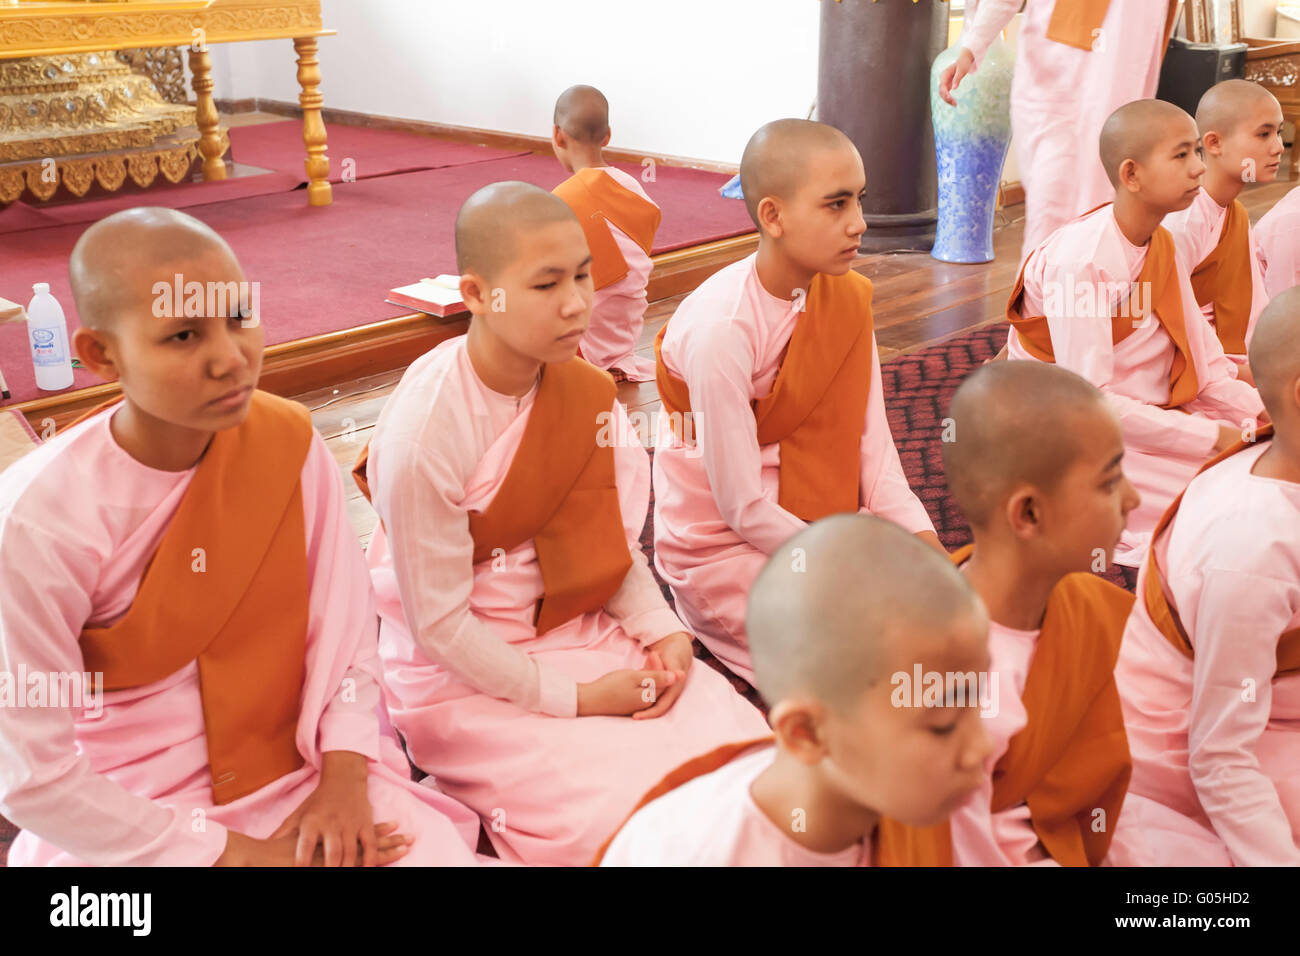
[304,176,1299,545]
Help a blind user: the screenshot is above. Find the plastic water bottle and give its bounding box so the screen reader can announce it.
[27,282,74,391]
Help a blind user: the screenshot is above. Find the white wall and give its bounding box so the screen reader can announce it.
[211,0,821,165]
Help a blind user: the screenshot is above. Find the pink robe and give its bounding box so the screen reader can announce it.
[1255,185,1300,300]
[364,336,769,866]
[600,743,870,866]
[1163,186,1269,361]
[0,406,482,866]
[652,253,934,685]
[575,166,657,382]
[1113,441,1300,866]
[946,616,1147,866]
[961,0,1170,263]
[1008,205,1264,567]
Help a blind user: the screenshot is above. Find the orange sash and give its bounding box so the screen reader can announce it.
[1047,1,1180,55]
[353,359,632,636]
[950,546,1134,866]
[1142,425,1300,676]
[79,391,312,805]
[553,167,661,291]
[655,269,874,521]
[590,736,952,866]
[1007,216,1200,410]
[1190,199,1253,355]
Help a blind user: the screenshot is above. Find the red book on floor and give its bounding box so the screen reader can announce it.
[386,276,467,317]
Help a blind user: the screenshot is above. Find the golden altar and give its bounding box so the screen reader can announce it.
[0,0,336,205]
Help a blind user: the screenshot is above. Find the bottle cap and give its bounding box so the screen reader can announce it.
[32,282,49,294]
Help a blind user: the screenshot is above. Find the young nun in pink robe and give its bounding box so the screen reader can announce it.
[653,120,937,687]
[1163,80,1286,366]
[1112,289,1300,867]
[1256,186,1300,300]
[1006,101,1264,569]
[0,209,482,867]
[942,0,1179,263]
[551,85,658,382]
[358,183,768,866]
[939,363,1146,868]
[599,516,992,867]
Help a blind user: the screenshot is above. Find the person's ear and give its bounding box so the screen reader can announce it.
[1201,130,1223,157]
[1005,485,1042,540]
[601,128,611,149]
[769,698,829,765]
[552,126,566,152]
[72,326,119,382]
[757,195,784,239]
[459,270,495,316]
[1118,157,1141,193]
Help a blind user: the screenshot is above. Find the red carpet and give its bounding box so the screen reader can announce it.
[226,120,530,184]
[0,131,752,406]
[0,320,1139,867]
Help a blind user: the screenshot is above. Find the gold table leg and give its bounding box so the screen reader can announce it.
[189,45,227,181]
[294,36,332,207]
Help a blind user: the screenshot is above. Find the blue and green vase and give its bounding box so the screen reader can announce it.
[930,31,1014,264]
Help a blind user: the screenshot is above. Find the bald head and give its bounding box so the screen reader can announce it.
[748,514,981,710]
[454,180,579,282]
[1099,99,1195,187]
[739,119,857,228]
[553,85,609,145]
[1249,287,1300,418]
[1196,79,1280,139]
[943,362,1110,528]
[69,207,237,330]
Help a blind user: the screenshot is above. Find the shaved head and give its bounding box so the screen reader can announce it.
[454,180,579,281]
[1099,99,1196,187]
[1249,286,1300,417]
[739,118,857,227]
[748,514,981,710]
[943,362,1110,528]
[553,84,609,145]
[69,207,238,330]
[1196,79,1279,138]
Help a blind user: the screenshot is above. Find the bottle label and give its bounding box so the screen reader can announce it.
[31,325,69,368]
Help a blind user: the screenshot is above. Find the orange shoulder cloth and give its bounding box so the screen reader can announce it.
[1047,1,1180,54]
[591,736,952,866]
[944,546,1133,865]
[1190,198,1253,355]
[353,359,632,635]
[655,268,874,521]
[1007,219,1199,409]
[553,167,661,291]
[1142,425,1300,676]
[992,573,1133,866]
[79,390,314,806]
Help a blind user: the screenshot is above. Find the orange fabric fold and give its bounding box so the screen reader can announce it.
[353,359,632,636]
[949,546,1133,866]
[655,269,874,521]
[590,735,952,866]
[1190,198,1253,355]
[1142,425,1300,676]
[1047,1,1179,58]
[553,167,661,291]
[79,391,313,805]
[990,573,1134,866]
[1046,0,1111,51]
[1007,217,1200,409]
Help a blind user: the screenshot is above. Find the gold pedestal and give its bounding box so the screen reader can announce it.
[0,50,207,202]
